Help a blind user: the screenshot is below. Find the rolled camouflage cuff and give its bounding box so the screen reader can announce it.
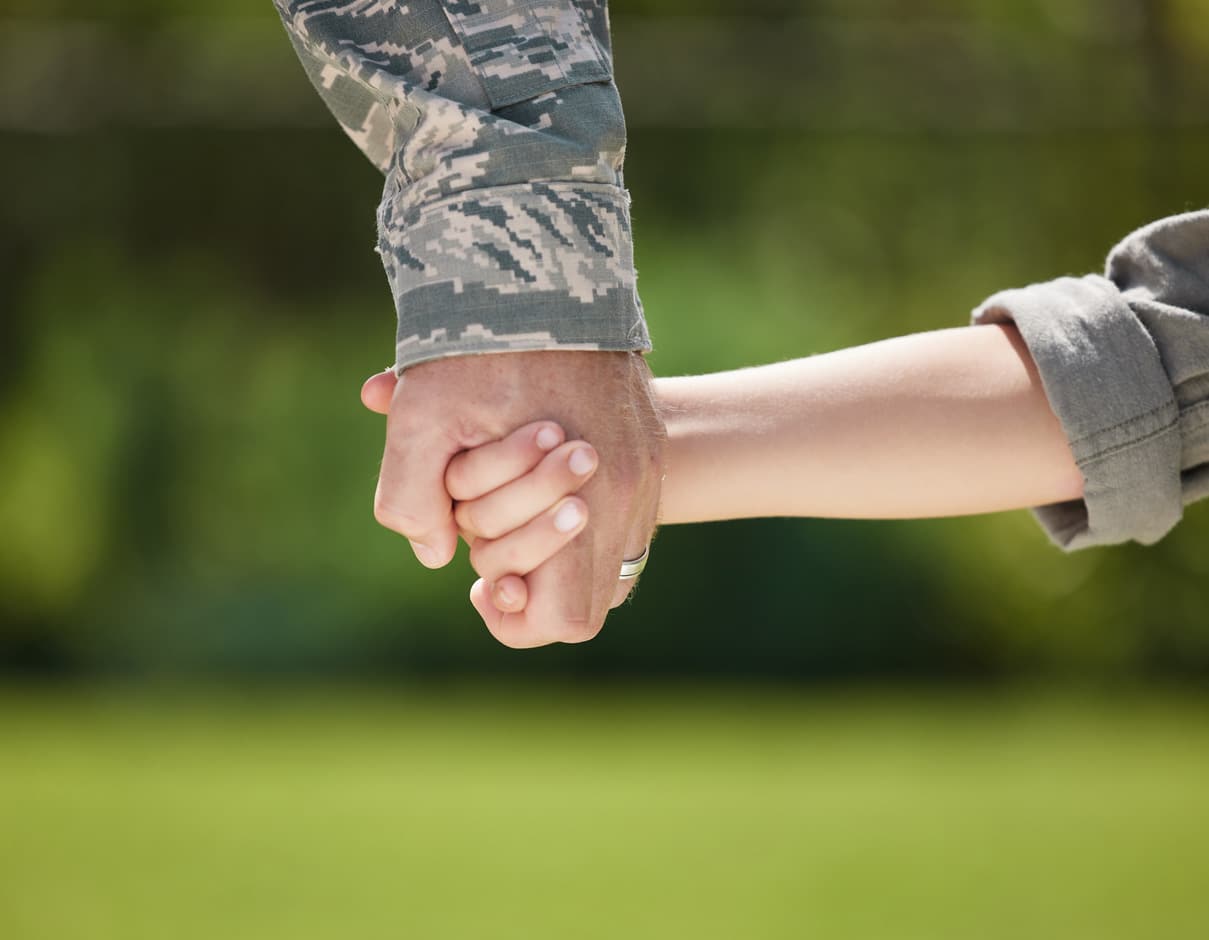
[378,180,649,371]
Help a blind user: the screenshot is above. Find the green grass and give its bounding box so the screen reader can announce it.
[2,687,1208,939]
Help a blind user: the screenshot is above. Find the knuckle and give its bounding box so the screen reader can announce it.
[496,629,547,651]
[462,502,505,541]
[515,609,594,646]
[454,501,479,537]
[467,540,489,575]
[381,423,423,466]
[468,540,505,581]
[444,463,469,501]
[526,608,603,645]
[477,514,507,542]
[372,494,426,538]
[452,414,493,449]
[558,615,604,644]
[492,632,529,650]
[480,522,506,541]
[494,542,524,576]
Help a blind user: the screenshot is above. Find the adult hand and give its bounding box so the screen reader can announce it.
[360,351,665,648]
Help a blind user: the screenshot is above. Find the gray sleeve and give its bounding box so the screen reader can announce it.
[971,210,1209,550]
[272,0,649,371]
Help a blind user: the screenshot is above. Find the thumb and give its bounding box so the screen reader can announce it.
[361,369,397,415]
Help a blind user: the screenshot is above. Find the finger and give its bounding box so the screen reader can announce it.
[373,376,459,568]
[469,578,550,649]
[474,513,598,648]
[469,578,507,637]
[491,575,528,613]
[611,533,654,610]
[445,421,566,502]
[454,441,599,540]
[456,349,666,648]
[480,455,656,645]
[608,472,661,611]
[468,497,589,583]
[514,430,652,644]
[361,369,397,415]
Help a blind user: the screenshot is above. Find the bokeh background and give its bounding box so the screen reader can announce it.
[2,1,1208,937]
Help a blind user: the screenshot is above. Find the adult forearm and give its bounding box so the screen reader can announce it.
[656,324,1083,524]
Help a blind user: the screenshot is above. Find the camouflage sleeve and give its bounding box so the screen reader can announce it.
[272,0,650,371]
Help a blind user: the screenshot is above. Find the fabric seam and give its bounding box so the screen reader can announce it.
[1065,400,1174,448]
[1079,415,1179,468]
[385,180,629,222]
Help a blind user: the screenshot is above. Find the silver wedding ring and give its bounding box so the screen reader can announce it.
[619,545,650,580]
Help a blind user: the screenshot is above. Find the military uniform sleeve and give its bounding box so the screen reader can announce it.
[272,0,649,371]
[972,210,1209,549]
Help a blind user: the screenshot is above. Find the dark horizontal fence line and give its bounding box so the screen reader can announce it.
[1,15,1204,132]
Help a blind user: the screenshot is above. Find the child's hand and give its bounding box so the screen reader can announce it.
[445,421,599,617]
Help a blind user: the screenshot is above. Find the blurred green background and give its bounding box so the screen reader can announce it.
[2,2,1208,937]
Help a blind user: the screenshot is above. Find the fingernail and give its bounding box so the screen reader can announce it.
[535,425,562,451]
[497,581,517,606]
[568,447,597,476]
[412,541,439,566]
[553,501,583,533]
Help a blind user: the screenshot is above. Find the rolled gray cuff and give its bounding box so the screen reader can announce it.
[973,275,1182,549]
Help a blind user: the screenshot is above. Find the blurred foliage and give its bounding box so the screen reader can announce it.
[2,1,1208,680]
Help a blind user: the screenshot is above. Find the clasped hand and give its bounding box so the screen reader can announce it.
[360,351,664,648]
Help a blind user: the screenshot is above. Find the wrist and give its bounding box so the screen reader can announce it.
[653,375,731,525]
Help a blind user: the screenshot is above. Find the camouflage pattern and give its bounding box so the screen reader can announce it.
[272,0,649,371]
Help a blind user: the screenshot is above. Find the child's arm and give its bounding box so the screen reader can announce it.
[658,322,1083,523]
[449,322,1085,615]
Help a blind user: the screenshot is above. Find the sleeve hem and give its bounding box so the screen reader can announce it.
[378,181,649,371]
[973,275,1183,549]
